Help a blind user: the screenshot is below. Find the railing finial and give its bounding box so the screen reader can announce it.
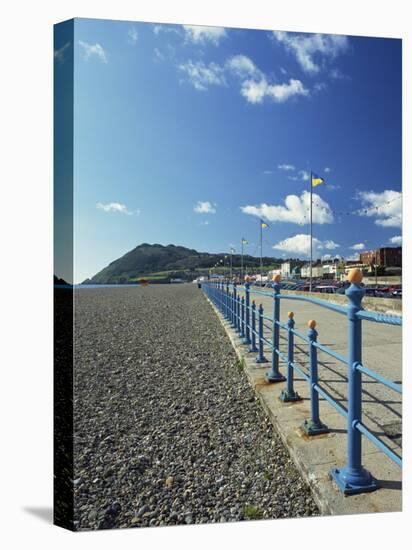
[272,273,281,283]
[347,267,363,285]
[288,311,294,319]
[308,319,317,329]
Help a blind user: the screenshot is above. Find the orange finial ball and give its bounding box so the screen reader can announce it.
[308,319,317,329]
[272,273,281,283]
[288,311,294,318]
[347,268,363,285]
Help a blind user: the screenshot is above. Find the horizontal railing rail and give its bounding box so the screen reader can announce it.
[201,269,402,496]
[356,309,402,326]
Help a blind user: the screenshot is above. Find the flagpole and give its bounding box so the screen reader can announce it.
[230,251,232,280]
[241,239,244,283]
[260,221,263,287]
[310,170,313,292]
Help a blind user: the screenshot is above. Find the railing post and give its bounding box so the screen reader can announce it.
[256,303,268,363]
[266,275,285,382]
[243,279,251,345]
[241,296,245,339]
[236,292,241,333]
[280,312,302,402]
[249,300,258,353]
[302,320,329,435]
[331,268,378,494]
[220,281,224,312]
[231,285,237,328]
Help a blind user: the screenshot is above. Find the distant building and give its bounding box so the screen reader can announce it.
[268,268,282,278]
[301,263,323,278]
[281,262,292,278]
[281,261,302,279]
[343,262,369,276]
[322,262,345,279]
[360,247,402,267]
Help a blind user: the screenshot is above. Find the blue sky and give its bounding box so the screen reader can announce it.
[55,18,402,282]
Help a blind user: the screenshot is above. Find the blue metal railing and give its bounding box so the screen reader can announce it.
[202,275,402,495]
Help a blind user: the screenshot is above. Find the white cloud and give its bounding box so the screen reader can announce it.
[240,77,308,104]
[350,243,365,250]
[226,55,261,78]
[240,190,333,225]
[96,202,137,215]
[201,220,210,226]
[278,164,295,171]
[263,170,274,175]
[356,190,402,228]
[183,25,227,45]
[272,233,339,257]
[346,253,360,261]
[154,48,165,62]
[78,41,108,64]
[389,235,402,245]
[54,42,71,62]
[128,27,138,45]
[153,24,181,36]
[287,169,310,182]
[271,31,349,74]
[324,167,331,173]
[314,82,327,93]
[194,201,217,214]
[225,55,307,104]
[178,60,226,91]
[178,53,309,104]
[330,68,349,80]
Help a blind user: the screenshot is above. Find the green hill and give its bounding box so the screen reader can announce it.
[83,243,282,284]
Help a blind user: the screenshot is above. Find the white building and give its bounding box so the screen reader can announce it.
[322,262,345,279]
[281,262,292,278]
[301,264,323,278]
[268,268,282,279]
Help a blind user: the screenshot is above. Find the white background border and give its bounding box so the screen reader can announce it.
[1,1,409,548]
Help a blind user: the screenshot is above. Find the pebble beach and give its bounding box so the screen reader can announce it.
[73,284,319,530]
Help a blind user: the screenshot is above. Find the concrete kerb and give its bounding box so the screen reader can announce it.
[204,295,402,517]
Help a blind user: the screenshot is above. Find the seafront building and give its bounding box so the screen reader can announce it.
[360,247,402,268]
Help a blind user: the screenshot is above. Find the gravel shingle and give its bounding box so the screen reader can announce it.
[73,284,319,530]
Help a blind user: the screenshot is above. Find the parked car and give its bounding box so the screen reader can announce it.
[364,287,378,297]
[313,285,337,294]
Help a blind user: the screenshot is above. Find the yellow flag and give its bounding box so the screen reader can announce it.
[312,173,325,187]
